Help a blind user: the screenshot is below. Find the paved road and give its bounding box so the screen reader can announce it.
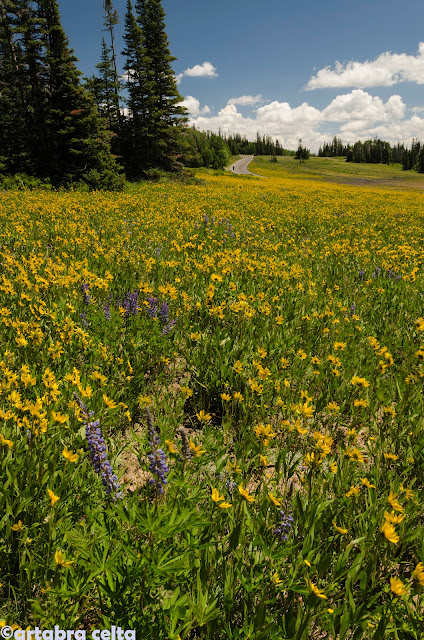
[227,155,264,177]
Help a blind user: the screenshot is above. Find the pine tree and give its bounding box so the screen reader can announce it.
[134,0,187,171]
[121,0,149,177]
[103,0,122,128]
[0,0,32,174]
[93,37,121,131]
[38,0,124,189]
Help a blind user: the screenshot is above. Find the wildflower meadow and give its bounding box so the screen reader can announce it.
[1,161,424,638]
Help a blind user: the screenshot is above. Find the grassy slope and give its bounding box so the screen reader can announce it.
[250,155,424,190]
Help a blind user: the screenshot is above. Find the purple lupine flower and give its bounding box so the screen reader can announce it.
[162,318,177,335]
[146,408,169,494]
[226,480,237,493]
[122,290,139,317]
[359,270,365,281]
[103,303,111,320]
[159,301,169,325]
[146,296,158,318]
[395,275,401,282]
[81,282,91,305]
[80,311,88,327]
[274,510,294,542]
[350,304,356,316]
[73,392,123,501]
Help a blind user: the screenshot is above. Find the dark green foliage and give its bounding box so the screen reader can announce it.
[319,136,349,158]
[85,38,122,133]
[120,0,188,178]
[179,128,231,169]
[295,139,310,163]
[0,0,124,190]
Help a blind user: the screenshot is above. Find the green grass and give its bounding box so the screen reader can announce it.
[251,155,424,188]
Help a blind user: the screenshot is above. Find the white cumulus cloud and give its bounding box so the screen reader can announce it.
[176,61,217,85]
[178,95,210,116]
[227,94,263,106]
[306,42,424,89]
[322,90,406,122]
[184,90,424,153]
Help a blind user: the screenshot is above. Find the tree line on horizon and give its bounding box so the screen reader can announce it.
[318,136,424,173]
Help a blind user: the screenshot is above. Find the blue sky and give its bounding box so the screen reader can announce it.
[60,0,424,151]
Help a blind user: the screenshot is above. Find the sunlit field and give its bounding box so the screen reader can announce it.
[1,160,424,638]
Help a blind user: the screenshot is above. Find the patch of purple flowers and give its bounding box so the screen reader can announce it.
[81,282,91,305]
[146,408,169,494]
[274,510,294,542]
[73,392,123,501]
[122,290,139,317]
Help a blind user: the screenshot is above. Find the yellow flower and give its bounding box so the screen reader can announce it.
[346,448,365,463]
[62,447,79,463]
[180,387,193,399]
[268,492,281,506]
[272,572,283,585]
[257,347,267,358]
[0,433,13,449]
[196,410,212,423]
[326,401,340,414]
[165,439,178,454]
[345,486,360,498]
[233,360,243,374]
[305,578,327,599]
[400,485,414,500]
[334,341,347,350]
[415,317,424,331]
[354,399,369,408]
[390,576,408,596]
[189,440,205,456]
[384,511,405,525]
[103,394,118,409]
[412,562,424,586]
[221,392,231,401]
[254,423,276,446]
[384,452,398,461]
[333,521,348,534]
[238,484,254,502]
[218,502,232,509]
[233,392,243,402]
[388,491,403,513]
[47,489,59,506]
[211,488,224,502]
[51,411,69,425]
[11,520,23,531]
[351,376,370,387]
[190,331,201,341]
[381,521,399,544]
[54,550,74,568]
[329,462,337,474]
[304,452,322,469]
[361,478,376,489]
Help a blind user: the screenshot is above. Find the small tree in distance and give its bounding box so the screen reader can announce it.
[295,138,309,163]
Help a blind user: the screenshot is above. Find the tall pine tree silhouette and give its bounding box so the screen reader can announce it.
[39,0,124,188]
[122,0,187,175]
[0,0,124,189]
